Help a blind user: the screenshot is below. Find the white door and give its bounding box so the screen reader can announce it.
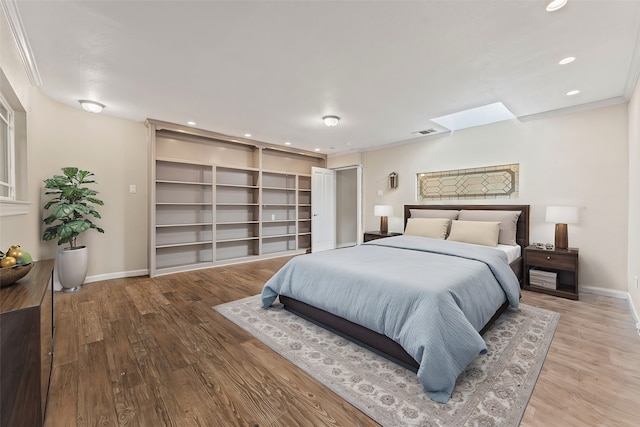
[311,167,336,252]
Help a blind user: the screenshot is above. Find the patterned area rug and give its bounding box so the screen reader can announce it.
[214,295,559,427]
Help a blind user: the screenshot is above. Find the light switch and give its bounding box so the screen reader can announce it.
[129,184,137,194]
[377,189,383,196]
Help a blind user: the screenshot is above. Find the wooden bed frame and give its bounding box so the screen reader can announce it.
[280,204,530,372]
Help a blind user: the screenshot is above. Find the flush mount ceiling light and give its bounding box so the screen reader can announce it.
[546,0,568,12]
[430,102,515,132]
[322,115,340,127]
[79,100,105,113]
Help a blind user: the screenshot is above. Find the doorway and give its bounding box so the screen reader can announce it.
[311,165,362,252]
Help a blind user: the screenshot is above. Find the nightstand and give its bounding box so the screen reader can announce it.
[364,231,402,242]
[523,245,579,300]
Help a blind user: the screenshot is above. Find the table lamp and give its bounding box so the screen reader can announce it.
[374,205,393,233]
[545,206,579,250]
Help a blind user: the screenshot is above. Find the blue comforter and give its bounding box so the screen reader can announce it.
[261,235,521,403]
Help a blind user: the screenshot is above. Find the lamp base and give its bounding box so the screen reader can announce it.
[554,223,568,250]
[380,216,388,234]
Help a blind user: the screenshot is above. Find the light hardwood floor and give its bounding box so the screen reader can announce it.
[44,257,640,426]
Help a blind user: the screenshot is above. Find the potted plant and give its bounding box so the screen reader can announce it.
[42,167,104,292]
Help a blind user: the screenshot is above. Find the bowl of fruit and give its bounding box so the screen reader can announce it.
[0,245,33,288]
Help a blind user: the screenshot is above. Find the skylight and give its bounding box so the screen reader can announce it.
[429,102,516,132]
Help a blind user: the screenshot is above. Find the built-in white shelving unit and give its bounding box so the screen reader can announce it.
[215,166,260,261]
[261,171,297,256]
[147,119,325,277]
[153,159,214,275]
[297,175,312,251]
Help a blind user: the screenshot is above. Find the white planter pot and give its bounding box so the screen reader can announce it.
[57,246,88,292]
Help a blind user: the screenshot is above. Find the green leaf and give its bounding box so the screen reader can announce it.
[42,167,105,243]
[43,214,59,225]
[42,227,58,241]
[67,220,91,234]
[62,167,79,178]
[86,197,104,205]
[52,204,74,219]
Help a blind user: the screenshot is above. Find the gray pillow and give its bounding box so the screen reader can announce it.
[409,209,460,220]
[457,210,521,245]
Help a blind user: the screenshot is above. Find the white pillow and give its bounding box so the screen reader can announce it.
[404,218,451,239]
[447,220,500,247]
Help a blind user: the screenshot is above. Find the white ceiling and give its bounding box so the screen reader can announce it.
[11,0,640,154]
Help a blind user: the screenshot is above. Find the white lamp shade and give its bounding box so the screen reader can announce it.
[545,206,579,224]
[374,205,393,217]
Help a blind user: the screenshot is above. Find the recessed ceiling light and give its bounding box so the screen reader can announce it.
[546,0,567,12]
[314,148,321,152]
[187,121,196,126]
[244,133,251,137]
[284,142,291,146]
[566,90,580,96]
[559,56,575,65]
[78,100,105,113]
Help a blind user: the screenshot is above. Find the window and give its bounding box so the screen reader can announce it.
[0,92,15,200]
[0,66,28,216]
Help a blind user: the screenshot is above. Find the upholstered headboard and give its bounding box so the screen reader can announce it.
[404,203,530,258]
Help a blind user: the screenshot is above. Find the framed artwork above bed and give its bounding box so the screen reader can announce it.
[417,163,519,200]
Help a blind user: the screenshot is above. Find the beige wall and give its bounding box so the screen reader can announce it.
[360,104,629,292]
[0,88,149,279]
[628,77,640,320]
[1,11,148,279]
[328,151,362,169]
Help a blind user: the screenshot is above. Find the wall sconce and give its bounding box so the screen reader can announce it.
[374,205,393,233]
[545,206,579,249]
[388,172,398,189]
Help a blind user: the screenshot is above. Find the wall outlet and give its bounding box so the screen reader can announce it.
[129,184,137,194]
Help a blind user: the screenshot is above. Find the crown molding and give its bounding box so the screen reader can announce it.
[517,97,627,122]
[624,12,640,99]
[0,0,42,86]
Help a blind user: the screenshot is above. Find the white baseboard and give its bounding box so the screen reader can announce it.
[53,268,148,291]
[336,242,357,249]
[85,269,149,283]
[580,285,640,333]
[579,285,629,300]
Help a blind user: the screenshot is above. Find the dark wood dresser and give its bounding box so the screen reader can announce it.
[0,259,55,427]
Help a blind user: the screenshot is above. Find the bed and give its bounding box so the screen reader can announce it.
[261,204,530,403]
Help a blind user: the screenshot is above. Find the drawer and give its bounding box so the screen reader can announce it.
[526,251,576,271]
